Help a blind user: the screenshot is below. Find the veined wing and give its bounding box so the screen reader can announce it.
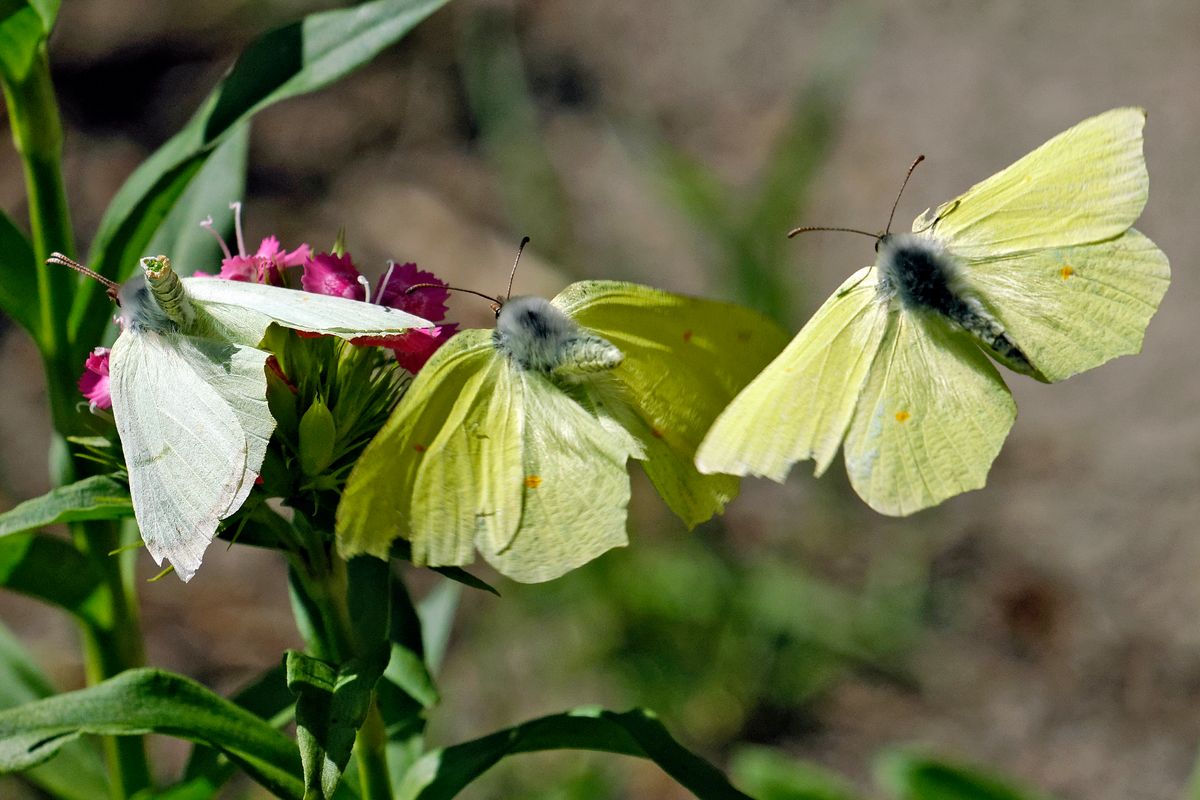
[110,330,272,580]
[914,108,1148,258]
[475,371,635,583]
[696,268,889,482]
[843,309,1015,516]
[337,330,495,562]
[964,229,1170,382]
[183,277,432,347]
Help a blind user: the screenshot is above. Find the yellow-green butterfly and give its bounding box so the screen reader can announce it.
[336,267,788,583]
[695,107,1170,516]
[53,253,432,580]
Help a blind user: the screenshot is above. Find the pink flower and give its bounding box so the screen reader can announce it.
[300,252,364,299]
[299,251,457,372]
[193,204,310,285]
[79,347,112,411]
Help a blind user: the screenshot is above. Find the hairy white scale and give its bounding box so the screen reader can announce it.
[493,296,622,379]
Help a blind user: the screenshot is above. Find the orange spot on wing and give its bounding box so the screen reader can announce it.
[413,443,427,453]
[524,475,543,489]
[894,410,911,423]
[682,330,694,342]
[650,428,664,439]
[1060,264,1074,280]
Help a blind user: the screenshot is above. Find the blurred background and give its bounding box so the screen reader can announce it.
[1,0,1198,797]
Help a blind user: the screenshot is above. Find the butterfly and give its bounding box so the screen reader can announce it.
[336,275,788,583]
[53,253,432,580]
[695,107,1170,516]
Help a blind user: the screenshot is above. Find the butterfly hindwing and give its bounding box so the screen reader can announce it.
[111,330,272,580]
[843,310,1015,516]
[696,267,890,482]
[554,280,789,526]
[474,372,634,583]
[961,229,1170,382]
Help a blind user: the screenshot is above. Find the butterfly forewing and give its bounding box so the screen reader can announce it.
[914,107,1148,258]
[182,276,432,347]
[696,267,890,482]
[338,330,495,561]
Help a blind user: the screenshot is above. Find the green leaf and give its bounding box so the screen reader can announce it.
[0,621,109,800]
[0,668,303,799]
[0,533,111,626]
[146,121,250,275]
[731,746,862,800]
[0,0,59,84]
[175,663,295,798]
[74,0,453,350]
[287,649,389,800]
[0,474,132,537]
[0,209,39,337]
[392,539,499,597]
[395,707,752,800]
[875,750,1056,800]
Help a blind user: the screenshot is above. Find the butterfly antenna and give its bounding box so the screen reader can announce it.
[505,236,530,302]
[47,253,121,300]
[406,283,505,309]
[786,225,880,240]
[884,154,925,236]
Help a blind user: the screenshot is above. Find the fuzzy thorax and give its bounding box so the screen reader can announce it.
[494,296,622,379]
[876,234,1037,376]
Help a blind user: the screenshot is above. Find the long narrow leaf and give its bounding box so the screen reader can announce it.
[0,668,303,799]
[0,474,132,537]
[396,707,752,800]
[147,121,250,274]
[0,622,109,800]
[0,533,111,626]
[875,750,1056,800]
[0,209,39,337]
[74,0,452,350]
[0,0,58,83]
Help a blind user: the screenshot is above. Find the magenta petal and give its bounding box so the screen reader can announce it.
[301,252,365,299]
[217,256,262,282]
[79,347,112,410]
[389,324,459,373]
[376,262,450,322]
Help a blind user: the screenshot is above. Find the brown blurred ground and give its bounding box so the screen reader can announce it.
[1,1,1198,798]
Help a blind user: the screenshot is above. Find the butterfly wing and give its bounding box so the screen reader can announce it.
[182,277,432,346]
[553,280,789,527]
[842,309,1015,516]
[696,268,890,482]
[914,108,1169,381]
[473,370,634,583]
[336,329,497,562]
[913,107,1149,257]
[110,329,272,580]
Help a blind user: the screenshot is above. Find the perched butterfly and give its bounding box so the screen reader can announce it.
[336,254,788,583]
[696,107,1170,516]
[53,253,432,580]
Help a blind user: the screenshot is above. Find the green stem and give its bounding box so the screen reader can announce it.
[355,698,392,800]
[291,547,393,798]
[5,45,151,798]
[2,46,76,417]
